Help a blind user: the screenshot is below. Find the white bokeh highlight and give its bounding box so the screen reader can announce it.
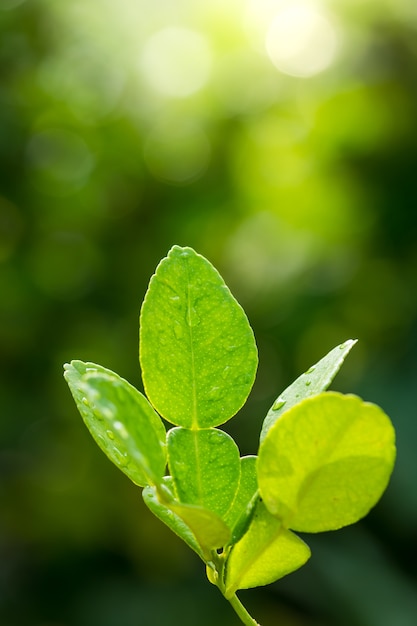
[140,26,212,97]
[265,3,338,77]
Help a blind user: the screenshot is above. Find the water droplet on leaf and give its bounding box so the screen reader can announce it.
[305,366,316,374]
[113,420,128,439]
[272,398,286,411]
[222,366,231,379]
[113,447,129,468]
[106,429,115,440]
[208,386,221,399]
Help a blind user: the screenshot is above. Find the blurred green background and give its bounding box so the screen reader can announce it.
[1,0,417,624]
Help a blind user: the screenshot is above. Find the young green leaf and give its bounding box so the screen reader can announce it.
[260,339,357,442]
[167,427,241,520]
[168,501,231,556]
[139,245,258,428]
[63,361,166,487]
[223,456,258,545]
[258,392,396,532]
[143,476,230,559]
[143,483,205,560]
[225,500,311,596]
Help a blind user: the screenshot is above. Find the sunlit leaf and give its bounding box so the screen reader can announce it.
[167,427,241,520]
[225,500,311,596]
[258,392,396,532]
[260,339,357,442]
[64,360,166,487]
[139,245,258,428]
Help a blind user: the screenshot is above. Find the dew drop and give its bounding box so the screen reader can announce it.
[305,366,316,374]
[208,386,221,399]
[82,397,89,406]
[106,429,115,440]
[305,380,312,387]
[113,447,129,468]
[272,397,286,411]
[170,295,180,302]
[222,366,231,379]
[113,420,128,439]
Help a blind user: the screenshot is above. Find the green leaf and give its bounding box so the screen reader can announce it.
[223,456,258,545]
[143,481,205,560]
[258,392,396,532]
[167,427,241,520]
[63,360,166,487]
[260,339,357,442]
[143,482,230,559]
[225,500,311,596]
[139,245,258,428]
[169,502,231,556]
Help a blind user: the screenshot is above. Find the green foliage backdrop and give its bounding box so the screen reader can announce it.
[1,1,417,624]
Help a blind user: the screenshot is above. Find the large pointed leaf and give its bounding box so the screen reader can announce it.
[225,500,310,596]
[139,246,258,428]
[258,392,396,532]
[64,361,166,487]
[167,427,241,519]
[260,339,357,442]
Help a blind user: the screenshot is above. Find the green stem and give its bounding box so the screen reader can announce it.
[210,551,260,626]
[226,593,261,626]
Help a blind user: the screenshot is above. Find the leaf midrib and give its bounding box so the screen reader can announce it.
[185,258,199,429]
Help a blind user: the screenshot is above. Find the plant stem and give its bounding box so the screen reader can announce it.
[227,593,261,626]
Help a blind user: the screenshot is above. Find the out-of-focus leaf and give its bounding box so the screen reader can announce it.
[258,392,396,532]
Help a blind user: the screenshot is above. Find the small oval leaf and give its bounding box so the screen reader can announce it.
[167,427,241,519]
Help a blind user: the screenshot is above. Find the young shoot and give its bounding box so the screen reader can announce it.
[64,246,396,626]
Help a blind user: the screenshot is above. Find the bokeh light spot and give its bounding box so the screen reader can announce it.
[266,4,338,77]
[140,26,212,98]
[29,232,101,300]
[26,128,95,196]
[0,0,26,10]
[143,121,211,185]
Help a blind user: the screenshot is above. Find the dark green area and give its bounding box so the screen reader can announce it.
[1,1,417,625]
